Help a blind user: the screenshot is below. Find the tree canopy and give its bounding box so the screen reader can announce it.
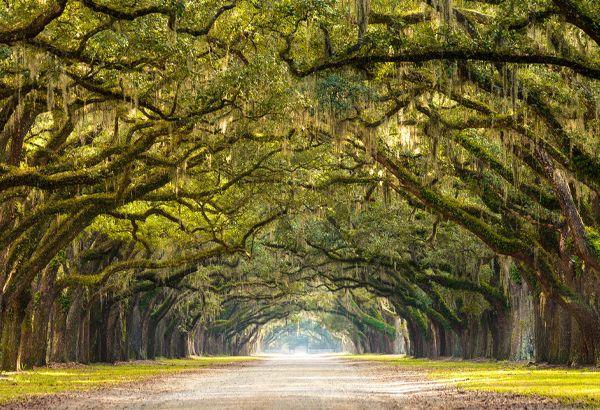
[0,0,599,370]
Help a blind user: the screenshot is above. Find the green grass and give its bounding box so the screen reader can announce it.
[0,356,257,404]
[343,354,600,406]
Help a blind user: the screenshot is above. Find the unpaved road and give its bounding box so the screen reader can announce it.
[15,355,563,409]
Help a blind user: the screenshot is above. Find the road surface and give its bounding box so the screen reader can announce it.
[16,355,559,409]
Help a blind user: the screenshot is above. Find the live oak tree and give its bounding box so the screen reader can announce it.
[274,0,600,364]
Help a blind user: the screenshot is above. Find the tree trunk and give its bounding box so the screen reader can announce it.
[24,266,58,367]
[0,291,30,370]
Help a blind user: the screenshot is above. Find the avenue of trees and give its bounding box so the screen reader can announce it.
[0,0,598,370]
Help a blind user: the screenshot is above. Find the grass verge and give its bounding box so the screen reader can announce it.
[343,354,600,406]
[0,356,257,404]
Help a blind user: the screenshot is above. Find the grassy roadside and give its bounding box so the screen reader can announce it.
[0,356,257,404]
[343,354,600,406]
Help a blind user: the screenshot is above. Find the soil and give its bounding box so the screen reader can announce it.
[4,355,570,409]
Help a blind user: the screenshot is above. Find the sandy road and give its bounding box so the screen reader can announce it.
[19,355,562,409]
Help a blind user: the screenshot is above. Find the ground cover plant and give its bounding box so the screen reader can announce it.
[0,356,256,404]
[344,354,600,405]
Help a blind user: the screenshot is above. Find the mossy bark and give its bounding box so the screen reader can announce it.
[0,292,30,370]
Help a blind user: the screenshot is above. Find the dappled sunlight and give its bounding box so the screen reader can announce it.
[0,357,258,404]
[353,355,600,405]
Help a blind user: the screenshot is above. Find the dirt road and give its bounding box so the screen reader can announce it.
[17,355,561,409]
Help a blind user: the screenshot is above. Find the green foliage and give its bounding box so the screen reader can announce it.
[316,74,370,115]
[509,264,522,285]
[1,0,600,371]
[57,291,72,313]
[586,227,600,261]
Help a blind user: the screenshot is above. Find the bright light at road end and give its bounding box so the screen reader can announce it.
[292,351,309,357]
[276,352,323,361]
[256,351,345,360]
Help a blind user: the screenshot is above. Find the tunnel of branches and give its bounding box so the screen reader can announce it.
[0,0,599,371]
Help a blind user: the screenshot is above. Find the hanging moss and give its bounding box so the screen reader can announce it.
[360,313,396,337]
